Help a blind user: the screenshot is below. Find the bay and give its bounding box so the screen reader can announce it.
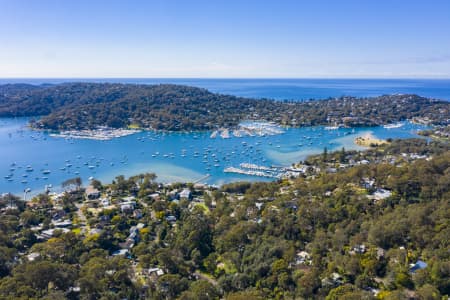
[0,117,427,196]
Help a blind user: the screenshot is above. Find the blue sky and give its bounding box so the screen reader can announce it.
[1,0,449,78]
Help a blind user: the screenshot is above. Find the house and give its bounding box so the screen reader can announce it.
[52,219,73,228]
[100,198,111,207]
[52,209,66,220]
[119,239,135,250]
[133,209,143,219]
[112,249,130,257]
[410,260,427,273]
[129,226,139,235]
[321,272,343,287]
[85,186,101,199]
[326,167,337,173]
[372,188,392,201]
[122,196,136,202]
[295,251,312,265]
[90,228,103,235]
[40,228,70,239]
[120,200,136,213]
[376,247,385,259]
[119,226,141,250]
[27,252,40,261]
[168,190,179,200]
[99,215,110,223]
[362,177,375,189]
[149,193,160,201]
[165,215,177,223]
[351,244,366,254]
[148,267,164,277]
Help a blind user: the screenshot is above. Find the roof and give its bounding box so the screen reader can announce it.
[410,260,427,273]
[85,185,100,195]
[179,189,191,198]
[112,249,129,256]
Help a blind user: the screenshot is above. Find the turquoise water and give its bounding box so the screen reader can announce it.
[0,117,427,195]
[1,78,450,101]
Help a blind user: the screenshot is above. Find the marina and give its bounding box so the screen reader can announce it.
[49,127,141,140]
[0,117,428,195]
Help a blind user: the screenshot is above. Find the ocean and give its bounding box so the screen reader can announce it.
[1,78,450,101]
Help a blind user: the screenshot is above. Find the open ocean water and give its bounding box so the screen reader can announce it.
[1,78,450,101]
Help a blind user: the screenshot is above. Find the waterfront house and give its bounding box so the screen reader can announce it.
[85,185,101,199]
[179,188,192,200]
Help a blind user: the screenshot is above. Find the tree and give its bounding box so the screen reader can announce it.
[175,209,213,261]
[323,147,328,162]
[416,284,441,300]
[157,274,188,299]
[62,177,82,190]
[179,280,220,300]
[339,147,346,163]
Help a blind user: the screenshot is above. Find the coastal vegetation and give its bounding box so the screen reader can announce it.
[0,139,448,299]
[0,83,449,131]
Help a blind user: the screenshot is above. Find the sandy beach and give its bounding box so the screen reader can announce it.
[354,133,388,147]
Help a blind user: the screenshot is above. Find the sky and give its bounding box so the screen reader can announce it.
[0,0,450,78]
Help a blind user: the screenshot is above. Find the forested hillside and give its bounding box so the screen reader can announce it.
[0,83,448,131]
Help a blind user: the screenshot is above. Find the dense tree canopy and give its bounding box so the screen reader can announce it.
[0,83,448,131]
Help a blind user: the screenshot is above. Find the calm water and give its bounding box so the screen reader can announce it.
[0,117,427,195]
[1,78,450,101]
[0,78,441,195]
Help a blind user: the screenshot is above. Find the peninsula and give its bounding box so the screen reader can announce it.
[0,83,449,132]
